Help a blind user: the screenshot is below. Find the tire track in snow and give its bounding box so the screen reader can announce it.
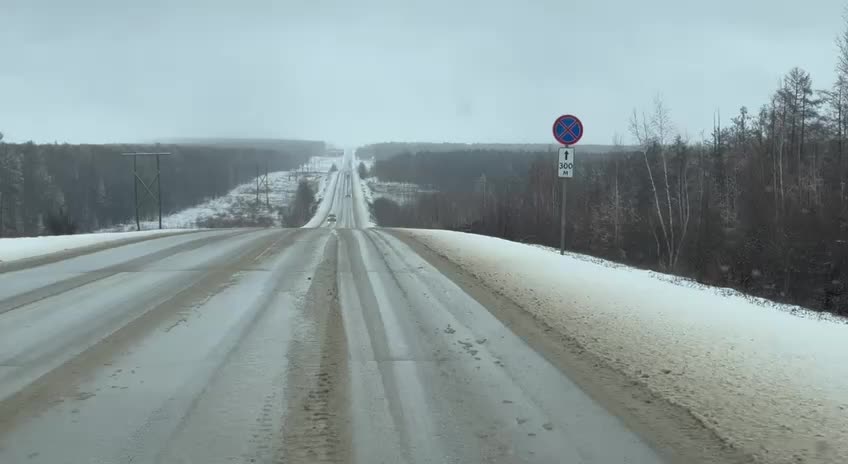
[279,234,351,463]
[0,229,303,436]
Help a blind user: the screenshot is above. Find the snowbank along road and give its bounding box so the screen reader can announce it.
[0,150,745,463]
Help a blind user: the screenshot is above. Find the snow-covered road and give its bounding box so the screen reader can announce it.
[0,149,723,463]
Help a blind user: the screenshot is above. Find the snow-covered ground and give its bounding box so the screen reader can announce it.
[351,158,375,228]
[0,230,180,264]
[302,171,339,228]
[402,229,848,464]
[356,153,425,207]
[298,155,342,174]
[359,176,375,206]
[361,177,439,207]
[106,156,342,231]
[364,178,422,205]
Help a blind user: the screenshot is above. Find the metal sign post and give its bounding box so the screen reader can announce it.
[558,147,575,255]
[561,165,567,255]
[123,152,171,231]
[552,115,584,255]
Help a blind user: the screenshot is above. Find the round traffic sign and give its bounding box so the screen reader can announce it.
[552,114,584,145]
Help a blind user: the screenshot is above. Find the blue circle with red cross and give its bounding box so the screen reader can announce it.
[552,114,584,145]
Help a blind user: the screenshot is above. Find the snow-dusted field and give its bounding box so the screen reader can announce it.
[106,156,342,231]
[402,229,848,464]
[3,157,343,263]
[356,152,422,207]
[358,174,376,206]
[364,178,422,205]
[356,160,433,207]
[0,230,180,264]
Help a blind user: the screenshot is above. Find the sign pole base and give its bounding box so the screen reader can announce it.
[560,176,566,255]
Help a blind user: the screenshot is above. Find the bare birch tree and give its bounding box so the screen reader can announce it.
[630,97,690,270]
[630,108,671,268]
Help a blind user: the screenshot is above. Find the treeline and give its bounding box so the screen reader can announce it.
[0,138,322,235]
[358,142,621,161]
[369,20,848,315]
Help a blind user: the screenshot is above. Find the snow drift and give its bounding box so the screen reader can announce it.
[402,229,848,464]
[0,230,179,264]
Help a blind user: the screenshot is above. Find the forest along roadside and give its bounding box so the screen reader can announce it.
[0,141,325,237]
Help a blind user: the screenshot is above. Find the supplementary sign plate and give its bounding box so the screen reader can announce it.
[558,147,574,178]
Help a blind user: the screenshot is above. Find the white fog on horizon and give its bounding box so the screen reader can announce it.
[0,0,843,146]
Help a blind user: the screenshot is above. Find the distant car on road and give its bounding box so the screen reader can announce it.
[345,194,351,198]
[327,214,337,223]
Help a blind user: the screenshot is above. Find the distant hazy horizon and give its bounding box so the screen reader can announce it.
[2,0,844,146]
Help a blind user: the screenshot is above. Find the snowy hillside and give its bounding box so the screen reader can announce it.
[364,178,423,205]
[402,229,848,464]
[106,156,342,231]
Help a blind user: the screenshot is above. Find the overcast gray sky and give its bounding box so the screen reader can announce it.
[1,0,845,146]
